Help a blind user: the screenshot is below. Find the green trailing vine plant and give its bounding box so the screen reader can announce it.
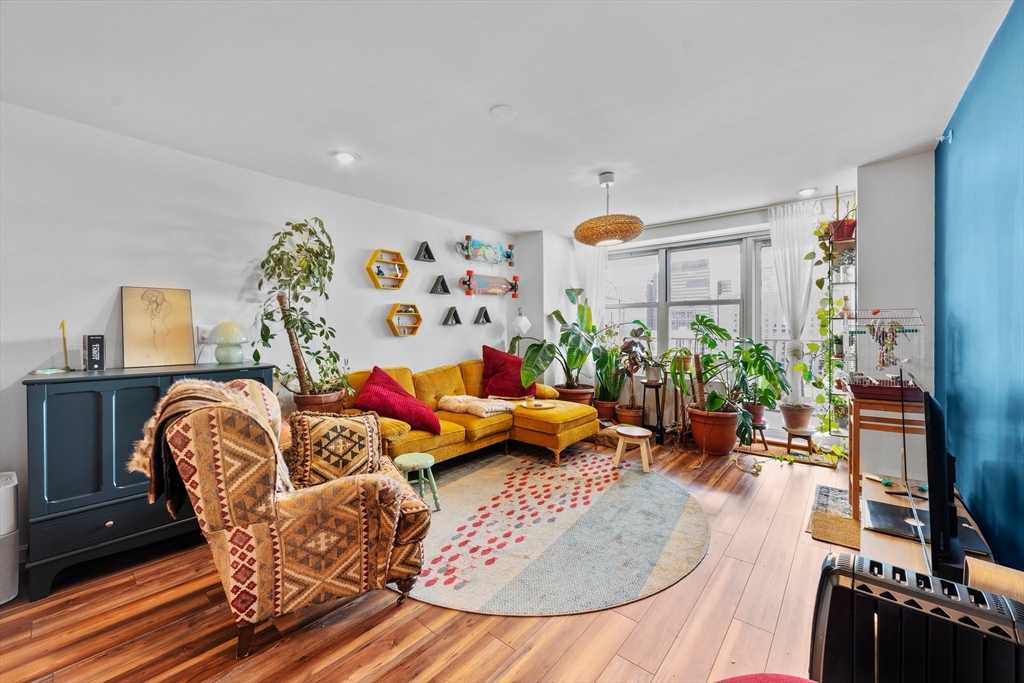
[791,204,856,463]
[252,217,351,396]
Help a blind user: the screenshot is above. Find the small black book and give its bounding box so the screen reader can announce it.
[82,335,105,371]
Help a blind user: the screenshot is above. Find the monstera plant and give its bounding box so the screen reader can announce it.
[686,315,788,459]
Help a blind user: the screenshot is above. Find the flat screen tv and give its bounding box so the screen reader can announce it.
[923,391,965,580]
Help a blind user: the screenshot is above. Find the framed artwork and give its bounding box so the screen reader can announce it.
[121,286,195,368]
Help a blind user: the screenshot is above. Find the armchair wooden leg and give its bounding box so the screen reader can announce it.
[236,623,256,659]
[395,577,417,605]
[552,449,561,468]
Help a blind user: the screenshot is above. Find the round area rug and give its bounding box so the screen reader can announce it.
[407,447,710,616]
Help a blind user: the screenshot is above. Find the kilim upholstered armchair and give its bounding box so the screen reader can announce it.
[160,379,430,658]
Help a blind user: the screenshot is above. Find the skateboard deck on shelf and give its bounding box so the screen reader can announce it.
[455,235,515,266]
[458,271,519,298]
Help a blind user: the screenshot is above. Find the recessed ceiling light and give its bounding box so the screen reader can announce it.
[798,188,817,197]
[334,151,358,164]
[489,104,516,119]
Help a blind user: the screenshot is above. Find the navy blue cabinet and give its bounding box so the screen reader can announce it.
[23,363,274,600]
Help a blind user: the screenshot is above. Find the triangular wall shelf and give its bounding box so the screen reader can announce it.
[475,307,492,324]
[415,242,436,262]
[431,275,451,295]
[443,307,462,326]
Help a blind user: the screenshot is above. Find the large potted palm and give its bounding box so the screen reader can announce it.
[685,315,788,456]
[253,217,351,412]
[511,289,611,405]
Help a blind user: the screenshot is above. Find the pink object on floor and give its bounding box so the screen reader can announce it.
[715,674,814,683]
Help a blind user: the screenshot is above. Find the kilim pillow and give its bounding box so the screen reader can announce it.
[355,366,441,435]
[287,411,383,488]
[481,345,536,398]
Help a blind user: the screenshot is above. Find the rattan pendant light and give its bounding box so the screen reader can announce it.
[573,171,644,247]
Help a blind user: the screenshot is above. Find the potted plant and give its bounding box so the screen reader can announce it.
[614,322,657,425]
[592,329,625,421]
[685,315,789,456]
[253,217,351,412]
[731,338,789,427]
[511,289,607,405]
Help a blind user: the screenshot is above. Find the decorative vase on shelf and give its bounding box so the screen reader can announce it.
[841,296,854,320]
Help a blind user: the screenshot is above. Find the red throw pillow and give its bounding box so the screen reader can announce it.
[481,345,536,398]
[355,366,441,435]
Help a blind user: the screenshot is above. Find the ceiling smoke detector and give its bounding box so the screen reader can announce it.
[489,104,516,119]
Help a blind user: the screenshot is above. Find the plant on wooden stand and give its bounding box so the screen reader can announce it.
[253,217,351,412]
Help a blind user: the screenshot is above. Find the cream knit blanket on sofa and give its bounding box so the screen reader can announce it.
[437,395,517,418]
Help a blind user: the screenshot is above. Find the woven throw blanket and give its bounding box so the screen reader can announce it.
[127,379,246,518]
[437,395,516,418]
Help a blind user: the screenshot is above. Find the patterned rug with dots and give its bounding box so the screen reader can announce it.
[407,445,710,616]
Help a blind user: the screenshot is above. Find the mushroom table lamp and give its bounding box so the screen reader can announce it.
[209,322,248,364]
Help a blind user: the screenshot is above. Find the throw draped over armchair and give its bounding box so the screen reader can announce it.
[145,379,429,658]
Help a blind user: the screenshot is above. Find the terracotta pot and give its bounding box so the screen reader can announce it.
[615,405,644,426]
[555,384,595,406]
[779,403,814,430]
[686,406,739,456]
[293,391,345,414]
[743,402,766,426]
[829,218,857,242]
[594,399,618,421]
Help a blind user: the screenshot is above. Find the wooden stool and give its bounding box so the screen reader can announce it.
[751,421,769,450]
[784,427,816,455]
[612,426,653,473]
[393,452,441,511]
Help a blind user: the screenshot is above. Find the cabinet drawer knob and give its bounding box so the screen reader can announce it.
[105,521,114,528]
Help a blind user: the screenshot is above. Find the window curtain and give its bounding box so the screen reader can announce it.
[769,200,821,403]
[574,242,608,326]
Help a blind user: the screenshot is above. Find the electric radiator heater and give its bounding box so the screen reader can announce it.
[811,553,1024,683]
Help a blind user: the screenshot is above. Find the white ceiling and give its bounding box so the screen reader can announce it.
[0,1,1011,235]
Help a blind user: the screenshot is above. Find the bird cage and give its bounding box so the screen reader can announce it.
[843,308,925,401]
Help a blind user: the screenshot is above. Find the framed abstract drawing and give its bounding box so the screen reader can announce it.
[121,286,195,368]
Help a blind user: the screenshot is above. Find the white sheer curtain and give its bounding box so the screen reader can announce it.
[769,200,821,403]
[574,242,607,326]
[573,242,608,386]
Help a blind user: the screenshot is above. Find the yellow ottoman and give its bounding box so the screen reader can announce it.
[509,400,599,467]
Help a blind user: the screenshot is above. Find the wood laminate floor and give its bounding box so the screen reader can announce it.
[0,443,897,683]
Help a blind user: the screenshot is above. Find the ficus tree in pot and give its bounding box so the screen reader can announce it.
[252,217,351,410]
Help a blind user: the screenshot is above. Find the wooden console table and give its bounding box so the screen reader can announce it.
[23,362,274,600]
[848,397,925,521]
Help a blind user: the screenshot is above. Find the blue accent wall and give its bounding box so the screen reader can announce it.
[935,0,1024,570]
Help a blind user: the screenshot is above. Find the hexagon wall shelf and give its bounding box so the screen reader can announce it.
[366,249,407,289]
[387,303,422,337]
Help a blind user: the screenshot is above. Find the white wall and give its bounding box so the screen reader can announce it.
[0,102,514,544]
[857,151,936,390]
[505,231,581,386]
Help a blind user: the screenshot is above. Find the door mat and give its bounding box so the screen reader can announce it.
[807,485,860,550]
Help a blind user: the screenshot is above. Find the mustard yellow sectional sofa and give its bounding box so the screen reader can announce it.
[339,360,598,467]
